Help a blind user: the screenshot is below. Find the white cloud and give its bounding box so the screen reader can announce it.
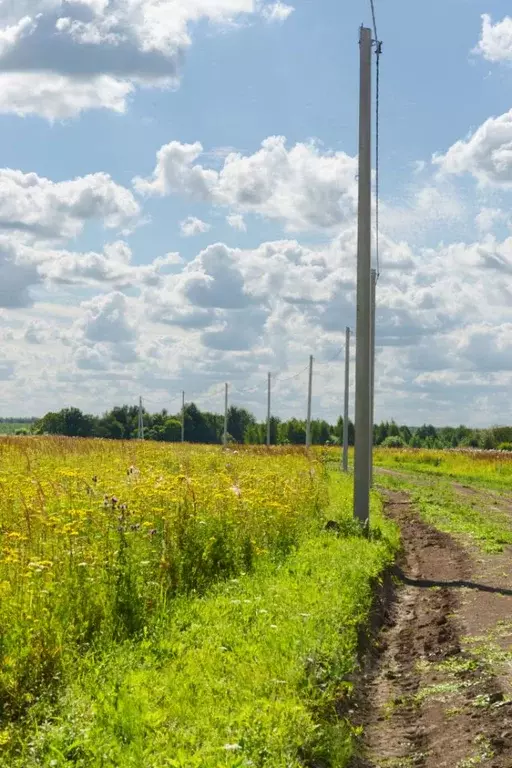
[78,292,137,344]
[135,136,358,232]
[0,15,36,57]
[24,319,52,345]
[0,73,134,119]
[0,1,264,118]
[180,216,211,237]
[433,109,512,187]
[226,213,246,231]
[475,14,512,63]
[261,2,294,23]
[0,240,40,308]
[476,207,506,233]
[0,168,140,240]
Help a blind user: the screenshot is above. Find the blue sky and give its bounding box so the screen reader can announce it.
[0,0,512,426]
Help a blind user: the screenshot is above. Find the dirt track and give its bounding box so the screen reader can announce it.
[352,491,512,768]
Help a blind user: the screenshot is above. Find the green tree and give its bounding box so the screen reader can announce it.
[227,407,255,444]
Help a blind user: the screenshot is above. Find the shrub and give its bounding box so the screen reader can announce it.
[381,436,405,448]
[498,442,512,452]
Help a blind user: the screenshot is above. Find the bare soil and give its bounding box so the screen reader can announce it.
[351,491,512,768]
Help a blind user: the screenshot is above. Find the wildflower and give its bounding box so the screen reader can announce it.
[230,484,241,497]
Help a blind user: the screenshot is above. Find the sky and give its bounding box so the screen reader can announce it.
[0,0,512,427]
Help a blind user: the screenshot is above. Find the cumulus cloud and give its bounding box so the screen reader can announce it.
[475,14,512,63]
[134,136,358,232]
[0,1,274,118]
[0,168,140,240]
[180,216,211,237]
[0,240,40,308]
[79,292,137,344]
[0,73,134,119]
[476,207,506,233]
[433,110,512,186]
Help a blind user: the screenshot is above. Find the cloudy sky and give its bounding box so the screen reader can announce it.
[0,0,511,426]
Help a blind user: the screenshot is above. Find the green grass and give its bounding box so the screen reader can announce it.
[1,472,399,768]
[377,472,512,553]
[373,448,512,492]
[0,422,34,435]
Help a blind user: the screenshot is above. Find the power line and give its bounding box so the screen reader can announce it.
[369,0,378,43]
[369,0,383,281]
[273,362,311,384]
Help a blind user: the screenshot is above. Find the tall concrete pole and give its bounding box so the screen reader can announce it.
[181,390,185,443]
[370,269,377,485]
[267,372,271,447]
[342,326,350,472]
[306,355,313,448]
[138,396,145,440]
[223,383,229,447]
[353,26,372,525]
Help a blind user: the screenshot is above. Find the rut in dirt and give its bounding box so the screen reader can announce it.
[351,491,512,768]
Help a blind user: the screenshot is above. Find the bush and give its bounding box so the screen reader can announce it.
[498,442,512,452]
[381,436,405,448]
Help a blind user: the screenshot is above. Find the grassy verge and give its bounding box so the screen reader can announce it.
[377,472,512,553]
[2,473,399,768]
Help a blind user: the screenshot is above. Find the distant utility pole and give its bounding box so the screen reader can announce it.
[306,355,313,449]
[138,396,145,440]
[267,372,272,447]
[353,26,373,526]
[223,383,229,447]
[181,390,185,443]
[370,269,377,485]
[342,326,351,472]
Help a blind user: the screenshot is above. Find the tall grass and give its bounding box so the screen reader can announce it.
[373,447,512,489]
[2,463,399,767]
[0,438,326,725]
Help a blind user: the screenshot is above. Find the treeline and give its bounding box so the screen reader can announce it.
[30,405,349,445]
[13,406,511,450]
[374,422,512,451]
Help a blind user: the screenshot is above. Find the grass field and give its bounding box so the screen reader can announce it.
[373,447,512,553]
[0,423,34,435]
[374,447,512,490]
[0,438,399,767]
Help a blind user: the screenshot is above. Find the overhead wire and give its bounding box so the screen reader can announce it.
[370,0,382,281]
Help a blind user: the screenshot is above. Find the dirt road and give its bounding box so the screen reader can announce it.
[352,491,512,768]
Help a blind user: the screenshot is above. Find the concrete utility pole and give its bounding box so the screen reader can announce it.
[223,383,229,447]
[370,269,377,485]
[342,326,351,472]
[267,372,272,447]
[138,396,144,440]
[181,390,185,443]
[306,355,313,448]
[353,26,372,525]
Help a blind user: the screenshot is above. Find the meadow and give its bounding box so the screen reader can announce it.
[373,446,512,490]
[0,437,398,767]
